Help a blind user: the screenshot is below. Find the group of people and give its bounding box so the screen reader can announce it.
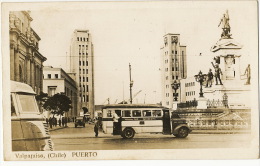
[46,117,68,129]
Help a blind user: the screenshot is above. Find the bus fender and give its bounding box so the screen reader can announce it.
[172,124,191,135]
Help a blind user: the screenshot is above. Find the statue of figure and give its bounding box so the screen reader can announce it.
[213,56,220,64]
[211,62,223,85]
[14,18,20,28]
[9,12,16,28]
[205,68,214,88]
[218,10,231,38]
[244,64,251,85]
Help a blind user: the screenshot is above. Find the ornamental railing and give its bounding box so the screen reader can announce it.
[207,99,228,108]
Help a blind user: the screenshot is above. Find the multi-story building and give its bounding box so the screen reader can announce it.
[161,34,187,108]
[43,66,78,118]
[9,11,47,94]
[69,30,95,118]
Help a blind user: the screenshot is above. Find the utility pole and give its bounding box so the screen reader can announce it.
[129,63,133,104]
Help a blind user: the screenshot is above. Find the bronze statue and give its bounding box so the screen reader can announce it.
[211,62,223,85]
[244,64,251,85]
[205,68,214,88]
[218,10,232,39]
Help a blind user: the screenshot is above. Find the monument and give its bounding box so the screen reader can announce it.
[204,10,251,109]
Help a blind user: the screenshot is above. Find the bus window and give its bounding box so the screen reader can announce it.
[122,110,131,117]
[115,110,121,117]
[143,110,152,117]
[11,96,16,116]
[107,110,112,117]
[152,110,162,117]
[18,94,38,112]
[132,110,141,117]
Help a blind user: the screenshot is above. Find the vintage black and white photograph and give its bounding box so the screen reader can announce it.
[1,0,259,161]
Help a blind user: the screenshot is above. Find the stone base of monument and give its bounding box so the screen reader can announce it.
[172,101,178,110]
[197,97,208,109]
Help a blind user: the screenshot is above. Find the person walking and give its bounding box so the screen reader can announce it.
[94,118,99,137]
[49,117,53,129]
[58,118,61,127]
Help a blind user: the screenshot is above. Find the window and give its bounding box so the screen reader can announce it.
[83,61,85,66]
[86,61,88,66]
[176,67,178,71]
[11,96,16,116]
[83,38,85,42]
[83,85,85,92]
[83,69,85,74]
[122,110,131,117]
[166,76,168,80]
[48,74,51,79]
[175,51,177,54]
[86,69,88,74]
[107,110,112,117]
[87,77,88,82]
[172,67,174,71]
[48,86,57,96]
[80,37,82,41]
[83,95,85,102]
[79,61,81,66]
[143,110,152,117]
[77,37,79,41]
[176,76,178,79]
[19,94,38,112]
[83,77,85,82]
[132,110,141,117]
[86,95,89,102]
[86,85,89,92]
[55,74,58,78]
[152,110,162,117]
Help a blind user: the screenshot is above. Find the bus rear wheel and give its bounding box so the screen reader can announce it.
[122,128,135,139]
[176,127,189,138]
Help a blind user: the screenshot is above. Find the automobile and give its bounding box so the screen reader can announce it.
[74,116,86,128]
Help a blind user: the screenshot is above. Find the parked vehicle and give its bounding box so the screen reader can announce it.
[11,81,54,151]
[102,104,192,139]
[74,116,86,128]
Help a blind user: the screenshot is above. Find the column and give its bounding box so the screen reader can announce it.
[26,56,31,85]
[31,58,35,90]
[10,43,15,80]
[14,45,20,82]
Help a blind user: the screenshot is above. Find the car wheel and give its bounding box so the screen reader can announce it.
[177,127,189,138]
[122,128,135,139]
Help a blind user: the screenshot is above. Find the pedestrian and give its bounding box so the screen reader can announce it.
[94,119,99,137]
[64,117,68,127]
[49,117,53,129]
[58,118,61,127]
[112,111,119,135]
[54,118,57,127]
[62,117,65,127]
[46,118,49,126]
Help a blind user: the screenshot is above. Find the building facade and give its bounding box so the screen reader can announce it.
[69,30,95,118]
[43,66,78,118]
[9,11,47,94]
[161,34,187,108]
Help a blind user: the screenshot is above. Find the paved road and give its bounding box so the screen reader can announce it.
[50,123,251,151]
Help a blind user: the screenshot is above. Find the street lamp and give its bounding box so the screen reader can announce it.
[194,70,207,97]
[171,80,180,101]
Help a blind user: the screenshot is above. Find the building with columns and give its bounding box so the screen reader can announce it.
[160,34,187,108]
[69,30,95,118]
[9,11,47,94]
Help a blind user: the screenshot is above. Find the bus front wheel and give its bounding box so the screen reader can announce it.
[176,127,189,138]
[122,128,135,139]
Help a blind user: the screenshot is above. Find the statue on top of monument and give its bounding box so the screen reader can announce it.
[218,10,232,39]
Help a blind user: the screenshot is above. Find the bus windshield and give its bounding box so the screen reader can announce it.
[18,94,39,112]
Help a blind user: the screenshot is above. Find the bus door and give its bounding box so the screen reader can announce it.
[113,110,122,135]
[163,109,171,134]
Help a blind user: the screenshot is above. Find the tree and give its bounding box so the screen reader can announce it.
[35,91,49,113]
[43,93,72,117]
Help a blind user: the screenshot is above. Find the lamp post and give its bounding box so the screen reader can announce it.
[194,70,207,97]
[171,80,180,101]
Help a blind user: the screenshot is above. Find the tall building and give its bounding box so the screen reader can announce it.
[9,11,47,94]
[69,30,95,118]
[42,66,78,118]
[161,34,187,108]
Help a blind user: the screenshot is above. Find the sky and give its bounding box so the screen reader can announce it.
[28,1,257,105]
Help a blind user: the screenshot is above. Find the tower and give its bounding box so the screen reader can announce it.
[161,34,187,108]
[69,30,95,118]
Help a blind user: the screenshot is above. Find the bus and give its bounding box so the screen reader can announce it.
[101,104,192,139]
[11,81,54,151]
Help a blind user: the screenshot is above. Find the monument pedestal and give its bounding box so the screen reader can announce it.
[197,97,207,109]
[172,101,178,110]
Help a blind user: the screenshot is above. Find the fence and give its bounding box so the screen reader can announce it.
[207,99,228,108]
[177,100,198,108]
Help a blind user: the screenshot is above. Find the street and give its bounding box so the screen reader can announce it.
[50,123,251,151]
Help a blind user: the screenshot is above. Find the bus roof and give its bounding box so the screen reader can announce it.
[11,81,36,94]
[102,104,167,109]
